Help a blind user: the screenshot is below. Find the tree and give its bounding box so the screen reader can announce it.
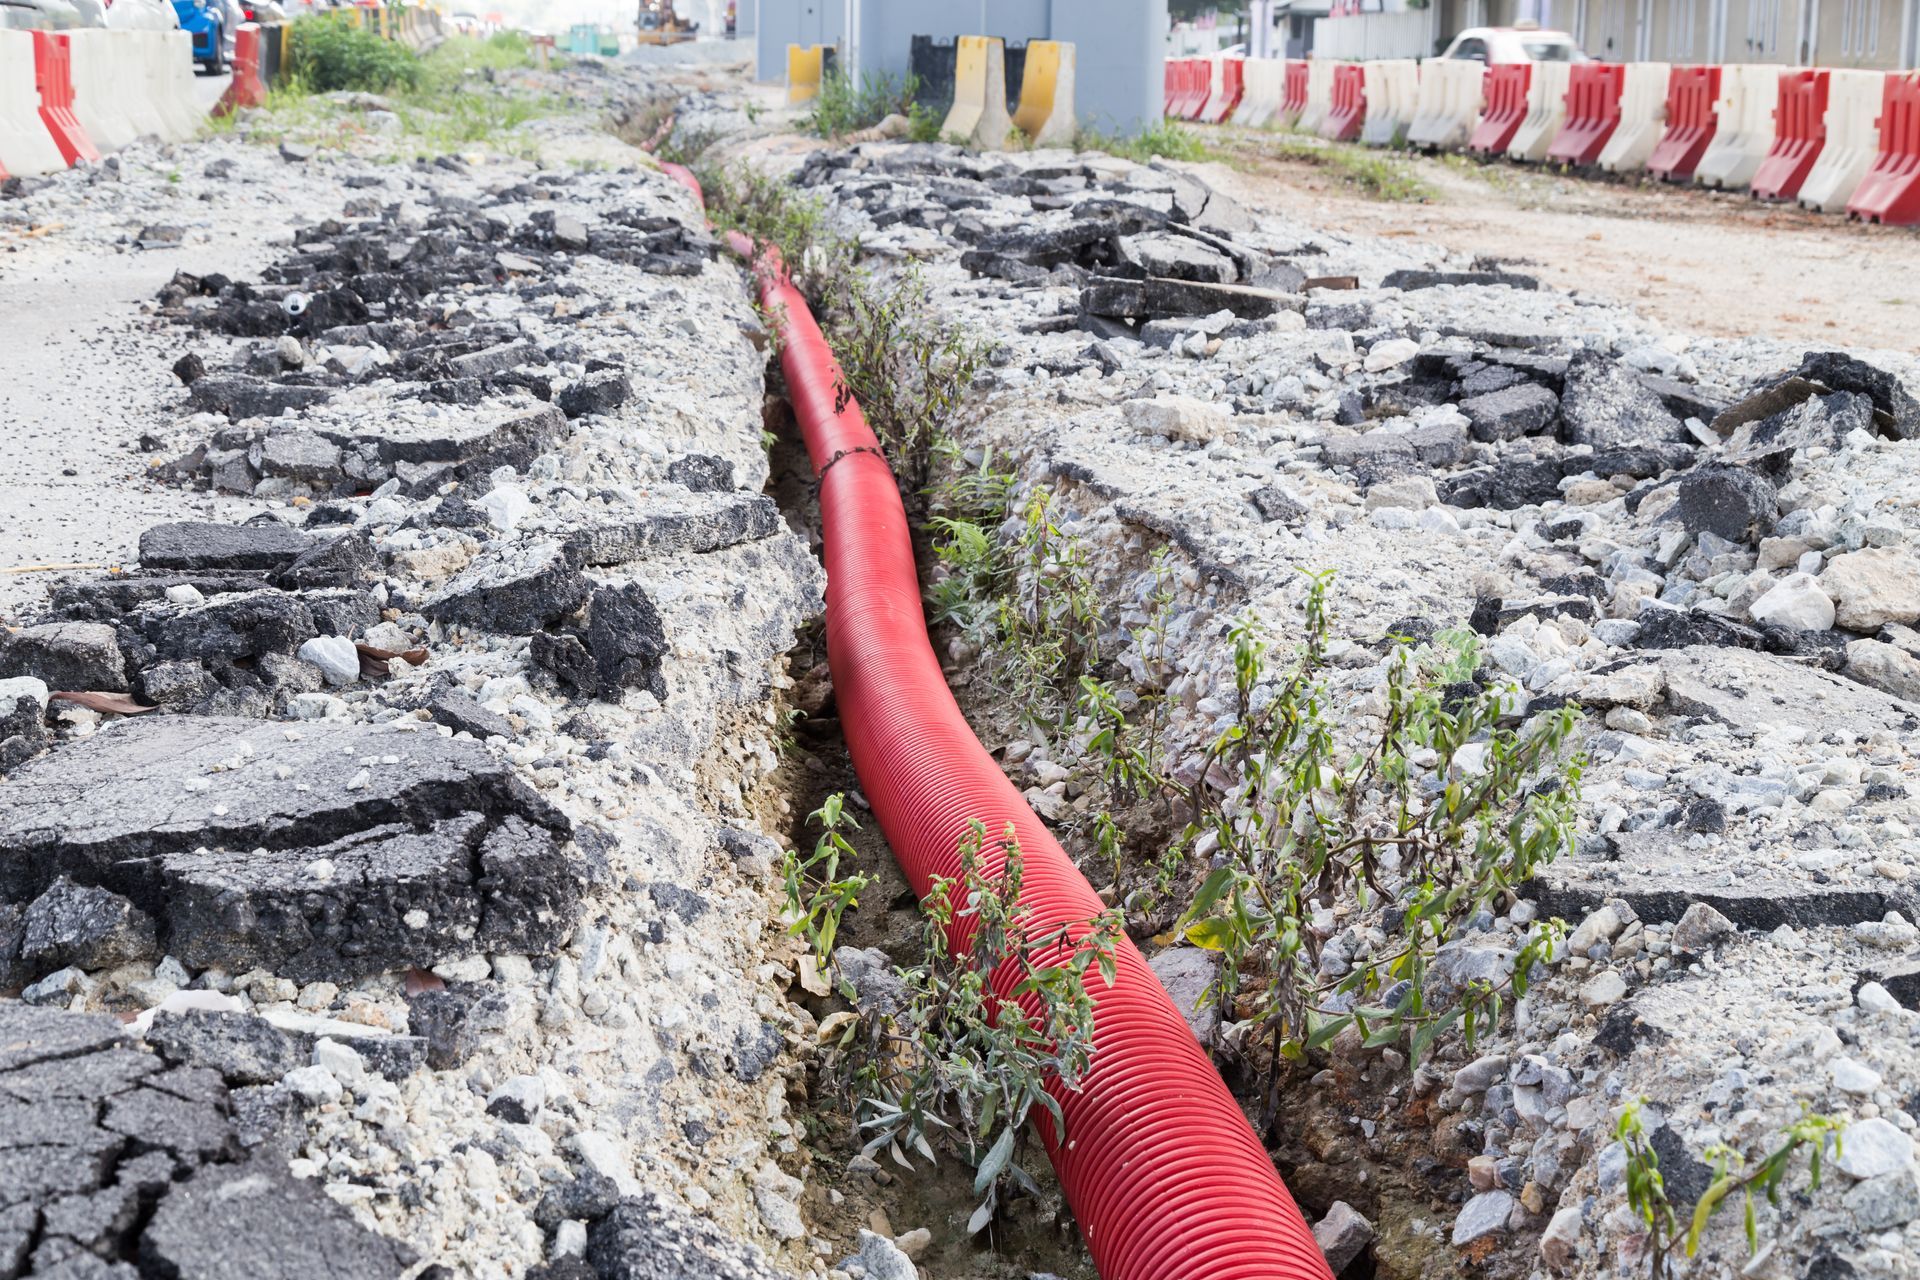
[1170,0,1247,20]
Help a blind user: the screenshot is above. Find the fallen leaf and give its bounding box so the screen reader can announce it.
[796,954,832,997]
[50,691,156,715]
[815,1011,858,1043]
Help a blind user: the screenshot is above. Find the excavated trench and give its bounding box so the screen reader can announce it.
[755,354,1435,1280]
[759,384,1100,1280]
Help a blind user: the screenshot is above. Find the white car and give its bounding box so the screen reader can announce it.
[1438,25,1588,63]
[104,0,181,30]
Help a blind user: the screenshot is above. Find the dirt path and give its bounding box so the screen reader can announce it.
[1194,132,1920,355]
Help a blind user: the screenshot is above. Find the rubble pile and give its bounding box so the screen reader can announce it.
[1,125,827,1278]
[152,185,718,500]
[777,140,1920,1278]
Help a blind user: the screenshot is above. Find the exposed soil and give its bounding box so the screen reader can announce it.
[1196,129,1920,355]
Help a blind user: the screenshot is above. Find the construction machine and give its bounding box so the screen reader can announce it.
[634,0,693,45]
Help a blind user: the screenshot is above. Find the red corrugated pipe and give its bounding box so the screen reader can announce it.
[660,157,1332,1280]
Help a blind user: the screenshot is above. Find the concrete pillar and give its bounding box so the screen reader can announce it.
[1050,0,1170,135]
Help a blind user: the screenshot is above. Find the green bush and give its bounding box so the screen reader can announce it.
[288,15,423,93]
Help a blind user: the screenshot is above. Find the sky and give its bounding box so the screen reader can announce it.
[481,0,727,36]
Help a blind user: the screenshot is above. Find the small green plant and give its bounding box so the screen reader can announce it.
[1077,119,1217,164]
[820,265,990,496]
[1617,1099,1844,1277]
[706,169,987,501]
[703,166,858,303]
[827,821,1119,1232]
[1173,577,1583,1093]
[781,794,871,968]
[808,68,924,139]
[1248,136,1435,202]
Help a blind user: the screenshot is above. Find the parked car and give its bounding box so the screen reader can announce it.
[169,0,224,72]
[1439,25,1588,63]
[105,0,181,30]
[0,0,84,26]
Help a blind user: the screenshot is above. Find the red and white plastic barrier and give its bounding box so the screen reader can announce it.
[31,29,100,167]
[1548,62,1625,165]
[1693,63,1777,188]
[1280,58,1310,126]
[1646,64,1718,180]
[1750,69,1829,200]
[0,26,212,180]
[1508,59,1572,162]
[1800,68,1884,212]
[1846,71,1920,225]
[1297,58,1336,135]
[63,29,141,153]
[1320,62,1365,141]
[0,30,68,178]
[1151,49,1904,223]
[1597,60,1671,171]
[1198,55,1245,124]
[147,30,205,142]
[1469,62,1531,155]
[1407,58,1484,151]
[217,24,270,117]
[1237,57,1286,127]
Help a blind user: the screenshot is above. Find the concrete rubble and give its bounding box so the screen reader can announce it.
[0,67,830,1280]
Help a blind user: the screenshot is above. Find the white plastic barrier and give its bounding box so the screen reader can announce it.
[1799,68,1884,212]
[1297,58,1336,135]
[1361,58,1419,145]
[1406,57,1484,150]
[1695,63,1779,188]
[151,31,205,142]
[66,30,143,152]
[1598,61,1671,171]
[0,30,68,177]
[1508,58,1571,162]
[1238,56,1285,127]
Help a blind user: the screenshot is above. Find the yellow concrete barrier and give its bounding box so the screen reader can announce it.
[786,43,824,105]
[942,35,1014,149]
[1011,39,1075,145]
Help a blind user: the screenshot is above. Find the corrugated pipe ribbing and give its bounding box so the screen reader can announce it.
[662,157,1331,1280]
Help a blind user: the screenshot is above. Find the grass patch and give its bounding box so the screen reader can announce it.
[217,25,560,160]
[1076,119,1217,164]
[808,68,941,142]
[1239,133,1434,202]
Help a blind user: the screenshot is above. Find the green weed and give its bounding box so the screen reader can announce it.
[1618,1099,1845,1276]
[1077,119,1217,164]
[824,821,1119,1231]
[1249,135,1435,202]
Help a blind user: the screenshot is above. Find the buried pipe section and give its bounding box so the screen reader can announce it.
[662,158,1332,1280]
